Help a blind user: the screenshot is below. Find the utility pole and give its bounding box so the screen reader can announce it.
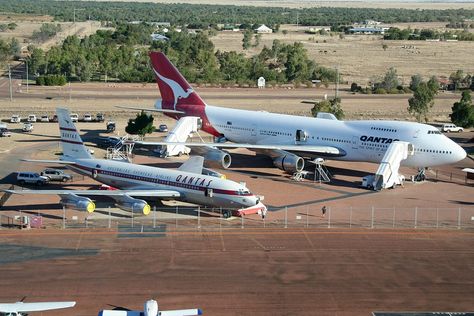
[8,65,12,102]
[25,59,28,93]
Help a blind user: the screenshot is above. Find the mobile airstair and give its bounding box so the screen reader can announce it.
[362,141,414,191]
[106,134,142,162]
[160,116,202,157]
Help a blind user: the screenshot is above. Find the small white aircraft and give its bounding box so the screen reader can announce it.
[98,299,201,316]
[126,52,467,179]
[0,300,75,315]
[3,108,266,218]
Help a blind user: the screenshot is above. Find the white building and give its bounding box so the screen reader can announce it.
[255,24,272,34]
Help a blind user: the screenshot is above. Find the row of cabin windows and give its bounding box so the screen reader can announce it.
[322,137,351,144]
[371,127,397,132]
[416,148,453,154]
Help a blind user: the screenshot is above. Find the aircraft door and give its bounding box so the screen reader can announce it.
[251,124,257,137]
[352,136,358,149]
[295,129,308,143]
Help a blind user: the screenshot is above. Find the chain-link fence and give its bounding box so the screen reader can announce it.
[48,205,474,232]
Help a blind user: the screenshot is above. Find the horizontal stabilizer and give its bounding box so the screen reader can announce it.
[21,159,76,165]
[2,189,181,198]
[115,105,185,114]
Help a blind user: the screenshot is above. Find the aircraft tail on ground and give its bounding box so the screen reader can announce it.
[149,51,206,112]
[57,107,92,160]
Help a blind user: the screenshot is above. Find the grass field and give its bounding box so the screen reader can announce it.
[212,24,474,84]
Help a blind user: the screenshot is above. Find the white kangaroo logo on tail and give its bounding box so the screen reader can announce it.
[153,68,193,111]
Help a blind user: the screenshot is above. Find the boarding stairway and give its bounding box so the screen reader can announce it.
[106,134,143,162]
[159,116,202,157]
[370,141,414,191]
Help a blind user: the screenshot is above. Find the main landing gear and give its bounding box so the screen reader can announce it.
[414,168,426,182]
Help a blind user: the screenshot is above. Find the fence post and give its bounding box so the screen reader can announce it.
[153,206,156,229]
[328,206,331,229]
[241,213,244,229]
[176,206,178,229]
[131,205,134,228]
[306,206,309,228]
[414,207,418,229]
[108,206,111,229]
[436,208,439,229]
[220,207,222,231]
[284,207,287,229]
[371,206,374,229]
[62,205,66,229]
[349,206,352,229]
[198,206,201,230]
[392,206,395,229]
[457,207,461,229]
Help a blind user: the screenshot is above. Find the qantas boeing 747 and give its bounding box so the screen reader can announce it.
[126,52,466,179]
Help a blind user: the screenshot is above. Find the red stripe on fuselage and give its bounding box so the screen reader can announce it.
[60,127,77,132]
[61,139,84,145]
[73,163,252,197]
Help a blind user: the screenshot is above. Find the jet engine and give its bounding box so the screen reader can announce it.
[273,153,305,174]
[114,196,151,215]
[192,146,231,169]
[144,300,158,316]
[60,194,95,213]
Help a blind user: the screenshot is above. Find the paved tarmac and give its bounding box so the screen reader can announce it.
[0,229,472,315]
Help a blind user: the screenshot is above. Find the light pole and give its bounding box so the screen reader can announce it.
[7,64,12,101]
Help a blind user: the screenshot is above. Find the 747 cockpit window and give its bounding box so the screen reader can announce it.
[428,130,441,135]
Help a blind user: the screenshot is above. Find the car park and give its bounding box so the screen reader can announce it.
[41,169,73,182]
[158,124,168,132]
[83,113,93,122]
[17,172,49,186]
[40,115,50,122]
[70,113,79,122]
[0,127,12,137]
[10,115,21,123]
[22,123,34,132]
[441,123,464,133]
[27,114,37,122]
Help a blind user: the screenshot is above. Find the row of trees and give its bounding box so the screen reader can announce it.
[31,23,62,42]
[1,0,473,26]
[26,23,337,85]
[0,37,20,65]
[384,27,474,41]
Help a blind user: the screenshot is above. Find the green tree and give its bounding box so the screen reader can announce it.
[450,90,474,128]
[242,29,252,50]
[125,111,155,136]
[310,97,344,119]
[408,82,436,122]
[409,74,423,91]
[427,75,440,93]
[449,70,464,90]
[381,67,399,91]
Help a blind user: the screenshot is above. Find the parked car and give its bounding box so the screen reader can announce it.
[441,123,464,133]
[22,122,34,132]
[96,113,105,122]
[27,114,37,122]
[158,124,168,132]
[0,127,12,137]
[106,121,116,133]
[83,113,93,122]
[70,113,79,122]
[17,172,49,186]
[10,115,21,123]
[40,115,50,122]
[41,168,73,182]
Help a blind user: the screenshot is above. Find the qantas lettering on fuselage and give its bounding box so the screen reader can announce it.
[175,174,213,187]
[360,135,399,144]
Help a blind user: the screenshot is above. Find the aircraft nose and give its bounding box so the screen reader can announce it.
[454,144,467,162]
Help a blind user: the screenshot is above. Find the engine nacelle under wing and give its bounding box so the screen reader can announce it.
[60,193,95,213]
[272,153,305,174]
[113,195,151,215]
[192,146,231,169]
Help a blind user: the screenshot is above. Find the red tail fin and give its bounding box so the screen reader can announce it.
[149,52,206,111]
